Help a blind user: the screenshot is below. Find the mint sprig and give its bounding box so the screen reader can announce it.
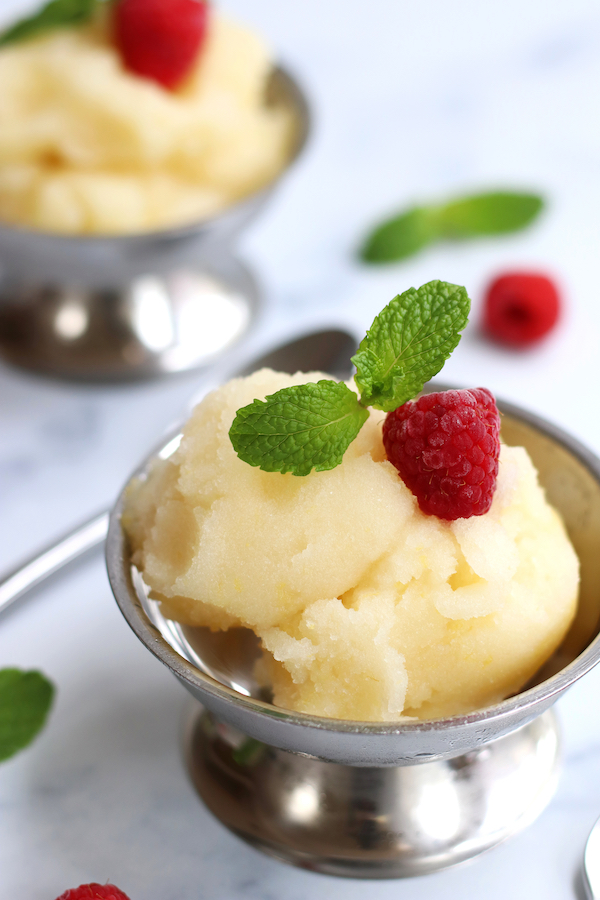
[352,281,469,411]
[229,280,471,475]
[361,190,544,263]
[0,668,55,762]
[0,0,100,47]
[435,191,544,236]
[229,381,369,476]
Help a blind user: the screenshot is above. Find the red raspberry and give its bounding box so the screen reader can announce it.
[114,0,209,90]
[483,272,561,347]
[383,389,500,521]
[55,885,131,900]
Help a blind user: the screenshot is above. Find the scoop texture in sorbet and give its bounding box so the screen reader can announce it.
[125,370,579,721]
[0,14,293,233]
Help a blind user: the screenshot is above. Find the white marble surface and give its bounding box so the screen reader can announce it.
[2,0,600,897]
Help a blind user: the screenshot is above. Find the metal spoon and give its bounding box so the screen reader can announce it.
[584,815,600,900]
[0,327,356,617]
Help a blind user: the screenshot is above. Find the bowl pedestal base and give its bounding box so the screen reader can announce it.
[0,250,258,381]
[183,705,560,879]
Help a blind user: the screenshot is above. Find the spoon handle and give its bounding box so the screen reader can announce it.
[0,511,109,617]
[584,814,600,900]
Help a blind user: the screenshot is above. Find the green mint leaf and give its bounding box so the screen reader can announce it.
[0,0,98,47]
[353,280,470,411]
[435,190,544,236]
[0,668,55,762]
[360,206,438,263]
[229,380,369,476]
[360,189,544,263]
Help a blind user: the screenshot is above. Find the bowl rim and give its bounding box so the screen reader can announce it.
[106,394,600,737]
[0,65,310,246]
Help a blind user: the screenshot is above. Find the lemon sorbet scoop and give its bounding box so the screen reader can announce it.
[124,369,579,722]
[0,14,293,234]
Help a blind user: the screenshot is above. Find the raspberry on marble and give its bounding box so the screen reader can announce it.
[483,272,561,347]
[55,884,131,900]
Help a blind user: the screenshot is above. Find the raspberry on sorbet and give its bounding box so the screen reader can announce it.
[114,0,209,90]
[383,388,501,521]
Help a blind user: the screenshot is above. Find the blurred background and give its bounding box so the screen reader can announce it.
[1,1,600,898]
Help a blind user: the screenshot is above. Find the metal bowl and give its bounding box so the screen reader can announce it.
[106,397,600,877]
[0,68,310,381]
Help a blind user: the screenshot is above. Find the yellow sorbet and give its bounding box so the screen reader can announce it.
[0,13,294,234]
[124,369,580,722]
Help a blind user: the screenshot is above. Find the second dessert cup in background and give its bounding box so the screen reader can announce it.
[0,68,309,381]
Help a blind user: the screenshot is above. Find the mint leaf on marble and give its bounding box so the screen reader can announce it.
[361,206,439,263]
[0,668,55,762]
[229,380,368,476]
[352,280,470,411]
[0,0,99,47]
[435,191,544,236]
[360,190,544,263]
